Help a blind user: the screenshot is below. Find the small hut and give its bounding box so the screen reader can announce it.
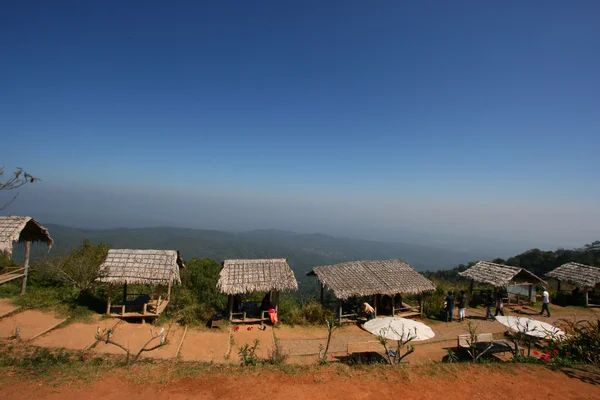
[546,262,600,306]
[307,259,435,323]
[459,261,546,305]
[217,258,298,323]
[96,249,185,320]
[0,216,53,294]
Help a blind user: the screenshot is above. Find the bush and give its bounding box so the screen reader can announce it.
[551,318,600,365]
[238,339,260,366]
[551,291,587,307]
[278,298,333,326]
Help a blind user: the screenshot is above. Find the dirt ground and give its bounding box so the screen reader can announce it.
[0,310,65,340]
[32,315,117,350]
[179,329,230,362]
[1,364,599,400]
[0,298,20,318]
[92,321,186,359]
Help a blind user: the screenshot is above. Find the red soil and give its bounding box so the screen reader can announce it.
[0,310,64,340]
[1,364,599,400]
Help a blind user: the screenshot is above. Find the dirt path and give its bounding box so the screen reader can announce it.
[1,364,599,400]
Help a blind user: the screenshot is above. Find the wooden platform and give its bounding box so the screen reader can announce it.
[108,300,169,319]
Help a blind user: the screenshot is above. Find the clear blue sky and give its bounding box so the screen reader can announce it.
[1,1,599,249]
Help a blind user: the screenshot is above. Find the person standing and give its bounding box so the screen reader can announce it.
[540,287,551,317]
[484,290,494,320]
[457,290,467,322]
[445,291,455,322]
[494,289,504,317]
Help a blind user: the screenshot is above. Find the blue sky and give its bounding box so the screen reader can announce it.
[1,1,599,250]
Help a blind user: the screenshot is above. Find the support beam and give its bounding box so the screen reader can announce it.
[167,281,172,301]
[584,290,589,307]
[320,284,324,305]
[339,299,343,325]
[469,280,474,296]
[123,282,128,303]
[528,284,533,305]
[228,294,234,322]
[557,281,561,292]
[20,241,31,296]
[418,292,423,318]
[392,293,395,316]
[106,284,112,315]
[373,294,377,317]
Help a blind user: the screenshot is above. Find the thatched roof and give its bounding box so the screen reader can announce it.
[96,249,185,285]
[459,261,546,287]
[307,259,435,300]
[0,216,53,257]
[217,258,298,295]
[546,263,600,289]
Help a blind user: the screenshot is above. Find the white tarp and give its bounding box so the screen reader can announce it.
[495,316,565,339]
[363,317,435,341]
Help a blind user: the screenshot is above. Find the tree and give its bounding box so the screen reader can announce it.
[0,167,38,210]
[37,240,110,295]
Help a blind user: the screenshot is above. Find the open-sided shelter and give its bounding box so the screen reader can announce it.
[307,259,435,322]
[459,261,546,305]
[546,262,600,306]
[0,216,53,294]
[96,249,185,320]
[217,258,298,323]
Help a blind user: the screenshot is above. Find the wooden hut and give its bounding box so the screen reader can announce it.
[96,249,185,320]
[546,262,600,307]
[459,261,546,305]
[217,258,298,323]
[0,216,53,294]
[307,259,435,323]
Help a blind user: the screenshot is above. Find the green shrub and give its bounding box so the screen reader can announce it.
[238,339,260,366]
[278,297,333,325]
[550,318,600,365]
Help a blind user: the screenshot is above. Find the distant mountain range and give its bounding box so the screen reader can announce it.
[19,224,495,295]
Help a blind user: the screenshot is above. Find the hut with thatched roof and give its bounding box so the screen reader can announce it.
[459,261,546,305]
[95,249,185,320]
[546,262,600,306]
[307,259,436,322]
[0,216,53,294]
[217,258,298,323]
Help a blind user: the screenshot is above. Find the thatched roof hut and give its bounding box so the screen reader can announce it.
[96,249,185,286]
[459,261,546,288]
[0,216,53,257]
[217,258,298,295]
[308,259,435,300]
[546,263,600,290]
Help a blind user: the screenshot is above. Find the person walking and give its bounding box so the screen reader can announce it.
[445,291,455,322]
[540,287,551,317]
[457,290,467,322]
[494,289,504,317]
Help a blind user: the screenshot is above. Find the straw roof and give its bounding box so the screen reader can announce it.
[96,249,185,285]
[308,259,435,300]
[546,263,600,289]
[217,258,298,295]
[459,261,546,287]
[0,216,53,257]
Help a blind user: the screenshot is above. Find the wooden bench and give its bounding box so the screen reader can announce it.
[347,341,409,364]
[457,333,513,355]
[230,310,270,324]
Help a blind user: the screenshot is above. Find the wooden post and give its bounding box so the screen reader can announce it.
[528,284,533,305]
[373,294,377,317]
[167,281,172,301]
[20,241,31,295]
[418,292,423,318]
[392,294,395,316]
[584,290,589,307]
[320,283,324,305]
[557,281,561,292]
[338,299,343,325]
[469,280,474,296]
[228,294,234,322]
[106,284,112,315]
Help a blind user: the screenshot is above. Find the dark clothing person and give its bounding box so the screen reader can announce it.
[494,291,504,317]
[484,291,494,320]
[445,293,455,322]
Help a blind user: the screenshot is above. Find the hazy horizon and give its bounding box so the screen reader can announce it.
[2,1,599,256]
